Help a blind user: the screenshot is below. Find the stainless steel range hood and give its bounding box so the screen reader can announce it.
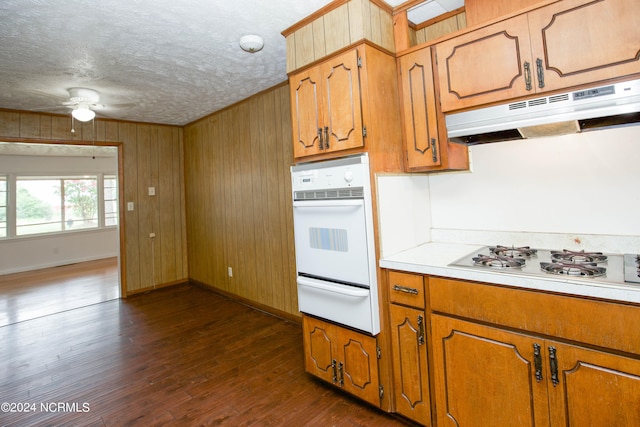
[446,78,640,145]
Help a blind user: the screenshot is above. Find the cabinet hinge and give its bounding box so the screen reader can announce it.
[378,385,384,399]
[363,126,367,137]
[357,56,362,68]
[376,346,381,359]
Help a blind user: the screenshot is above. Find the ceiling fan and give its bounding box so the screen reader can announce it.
[64,87,102,122]
[29,86,132,122]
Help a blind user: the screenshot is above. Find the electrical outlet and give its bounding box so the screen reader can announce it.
[127,202,134,211]
[148,186,156,196]
[228,267,233,277]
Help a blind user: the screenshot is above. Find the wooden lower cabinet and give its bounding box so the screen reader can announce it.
[389,304,431,425]
[431,314,640,426]
[301,315,381,406]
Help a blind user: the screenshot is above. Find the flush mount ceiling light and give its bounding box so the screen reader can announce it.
[239,34,264,53]
[72,104,96,122]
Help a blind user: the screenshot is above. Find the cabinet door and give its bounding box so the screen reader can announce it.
[398,48,441,169]
[431,315,550,427]
[302,315,337,385]
[336,326,380,406]
[528,0,640,93]
[436,14,533,112]
[290,66,324,158]
[547,340,640,426]
[389,304,431,425]
[321,49,364,154]
[302,315,380,406]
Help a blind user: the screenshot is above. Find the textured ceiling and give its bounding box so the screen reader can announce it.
[0,0,415,126]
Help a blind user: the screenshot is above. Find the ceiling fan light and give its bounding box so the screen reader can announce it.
[72,107,95,122]
[239,34,264,53]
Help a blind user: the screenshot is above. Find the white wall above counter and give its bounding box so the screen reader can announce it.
[376,124,640,257]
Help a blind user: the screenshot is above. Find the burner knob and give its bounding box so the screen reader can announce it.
[344,170,354,183]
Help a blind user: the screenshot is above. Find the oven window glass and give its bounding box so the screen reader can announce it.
[309,227,348,252]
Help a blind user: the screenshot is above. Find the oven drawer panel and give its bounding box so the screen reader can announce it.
[298,276,378,335]
[430,277,640,356]
[388,271,426,309]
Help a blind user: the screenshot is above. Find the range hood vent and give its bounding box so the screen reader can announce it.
[446,79,640,145]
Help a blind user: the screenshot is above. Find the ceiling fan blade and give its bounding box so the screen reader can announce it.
[96,102,136,109]
[27,89,68,102]
[29,105,70,112]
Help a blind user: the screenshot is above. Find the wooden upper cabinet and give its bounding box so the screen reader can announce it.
[290,66,323,158]
[290,49,363,159]
[398,47,441,169]
[436,0,640,113]
[436,14,534,112]
[528,0,640,93]
[397,46,469,171]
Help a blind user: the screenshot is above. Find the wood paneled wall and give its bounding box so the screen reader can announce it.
[0,110,187,295]
[283,0,395,72]
[414,11,466,45]
[183,84,299,318]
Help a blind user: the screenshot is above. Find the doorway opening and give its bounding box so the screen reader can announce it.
[0,141,124,326]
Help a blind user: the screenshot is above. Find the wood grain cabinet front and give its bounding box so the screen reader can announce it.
[387,271,432,425]
[436,0,640,113]
[288,43,404,172]
[289,49,364,159]
[301,315,381,407]
[397,46,468,172]
[429,276,640,426]
[431,314,640,427]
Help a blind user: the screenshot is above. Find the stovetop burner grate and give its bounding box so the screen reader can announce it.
[473,254,526,269]
[490,245,538,258]
[540,262,606,277]
[550,250,607,264]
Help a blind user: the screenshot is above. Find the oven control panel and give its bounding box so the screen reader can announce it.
[291,155,369,192]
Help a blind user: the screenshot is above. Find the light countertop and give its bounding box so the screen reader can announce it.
[380,242,640,305]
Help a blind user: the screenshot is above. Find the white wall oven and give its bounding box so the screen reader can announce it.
[291,154,379,334]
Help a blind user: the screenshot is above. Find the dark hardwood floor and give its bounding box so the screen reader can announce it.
[0,283,413,426]
[0,257,119,327]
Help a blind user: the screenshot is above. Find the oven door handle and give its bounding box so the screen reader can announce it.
[293,199,364,208]
[297,276,369,297]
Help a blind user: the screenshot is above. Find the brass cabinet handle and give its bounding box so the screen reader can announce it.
[533,343,543,382]
[536,58,545,89]
[524,61,532,91]
[417,315,425,346]
[430,138,438,163]
[392,284,419,295]
[331,359,338,383]
[324,126,329,149]
[337,361,344,386]
[317,127,324,150]
[549,346,559,386]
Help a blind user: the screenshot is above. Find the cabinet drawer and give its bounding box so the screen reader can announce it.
[388,271,425,309]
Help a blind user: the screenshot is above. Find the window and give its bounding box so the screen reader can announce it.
[1,174,118,239]
[0,176,6,238]
[16,177,98,236]
[104,175,118,227]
